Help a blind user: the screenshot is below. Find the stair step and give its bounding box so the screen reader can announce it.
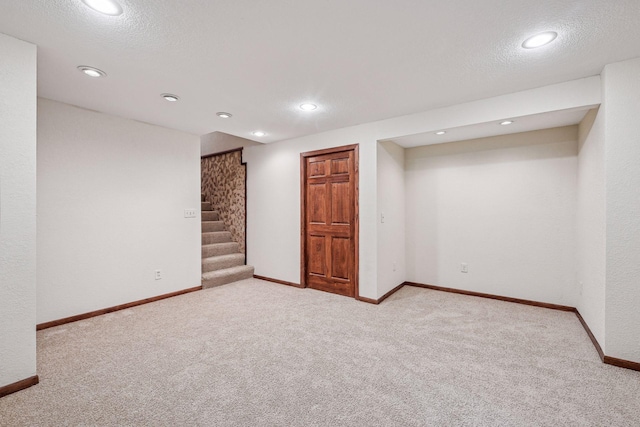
[201,201,212,211]
[202,211,220,221]
[202,253,245,273]
[202,231,232,245]
[202,265,255,289]
[202,242,240,258]
[202,221,225,232]
[201,194,206,202]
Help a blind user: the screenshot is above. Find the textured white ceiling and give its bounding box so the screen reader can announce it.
[388,107,593,148]
[1,0,639,143]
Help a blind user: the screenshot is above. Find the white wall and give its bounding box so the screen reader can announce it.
[37,99,201,324]
[373,76,600,141]
[405,127,578,306]
[244,125,379,299]
[603,57,640,363]
[201,131,260,156]
[0,34,37,388]
[576,108,606,349]
[245,78,598,301]
[377,141,406,296]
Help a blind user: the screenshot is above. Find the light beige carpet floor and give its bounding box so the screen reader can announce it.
[1,278,639,426]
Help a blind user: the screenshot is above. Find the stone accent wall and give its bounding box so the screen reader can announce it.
[201,150,246,253]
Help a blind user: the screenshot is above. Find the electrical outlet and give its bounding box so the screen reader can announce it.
[381,213,385,223]
[184,209,197,218]
[461,263,468,273]
[393,262,397,272]
[155,270,162,280]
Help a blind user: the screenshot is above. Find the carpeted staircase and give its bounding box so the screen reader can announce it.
[201,194,254,288]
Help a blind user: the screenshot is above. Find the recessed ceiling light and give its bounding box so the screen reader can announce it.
[299,103,318,111]
[81,0,123,16]
[435,131,446,135]
[77,66,106,78]
[500,120,514,126]
[252,131,266,137]
[522,31,558,49]
[161,93,180,102]
[217,112,232,119]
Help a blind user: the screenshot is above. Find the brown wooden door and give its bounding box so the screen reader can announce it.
[301,145,358,297]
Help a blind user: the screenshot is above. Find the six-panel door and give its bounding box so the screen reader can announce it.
[303,148,357,297]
